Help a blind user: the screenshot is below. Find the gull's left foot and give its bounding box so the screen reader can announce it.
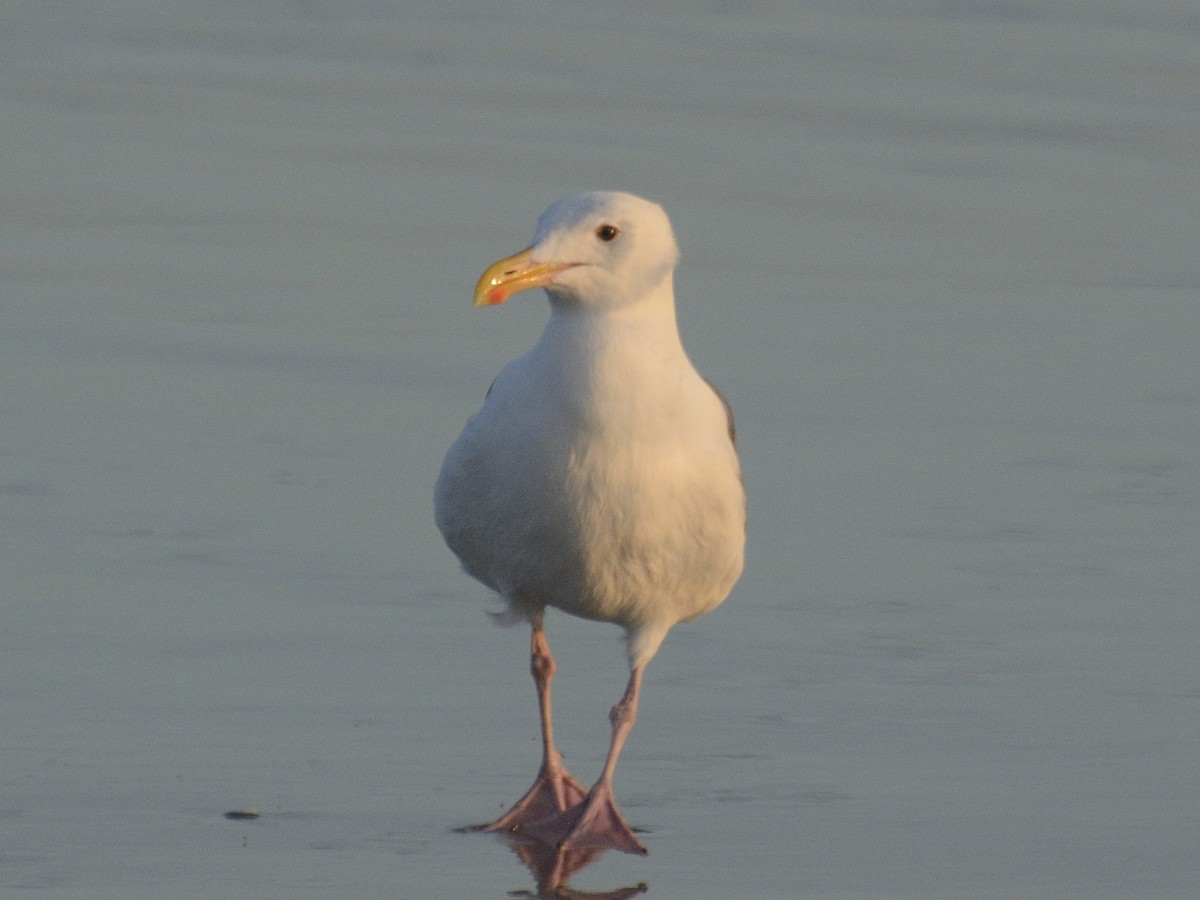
[524,782,647,856]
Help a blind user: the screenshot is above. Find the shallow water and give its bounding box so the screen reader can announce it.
[3,3,1198,897]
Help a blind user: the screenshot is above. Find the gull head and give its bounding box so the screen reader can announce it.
[474,191,679,312]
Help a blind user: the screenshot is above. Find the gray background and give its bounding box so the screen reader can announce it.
[3,2,1197,897]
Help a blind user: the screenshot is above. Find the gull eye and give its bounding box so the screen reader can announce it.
[595,223,620,242]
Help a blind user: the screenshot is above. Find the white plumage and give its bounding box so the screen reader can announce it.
[435,191,744,854]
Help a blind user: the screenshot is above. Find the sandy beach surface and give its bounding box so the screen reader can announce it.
[3,3,1197,897]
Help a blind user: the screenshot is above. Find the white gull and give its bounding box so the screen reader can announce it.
[434,191,745,854]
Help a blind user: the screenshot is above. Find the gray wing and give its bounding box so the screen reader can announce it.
[705,379,736,446]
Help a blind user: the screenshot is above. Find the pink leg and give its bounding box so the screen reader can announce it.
[484,623,587,833]
[524,664,648,855]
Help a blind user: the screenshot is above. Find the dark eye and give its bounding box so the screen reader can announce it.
[595,223,620,242]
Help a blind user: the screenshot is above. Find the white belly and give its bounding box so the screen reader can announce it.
[435,372,744,632]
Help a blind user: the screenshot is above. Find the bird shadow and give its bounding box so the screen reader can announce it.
[456,825,648,899]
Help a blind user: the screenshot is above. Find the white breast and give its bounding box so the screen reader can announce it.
[434,305,744,637]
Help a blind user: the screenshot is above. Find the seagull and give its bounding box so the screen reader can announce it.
[434,191,745,855]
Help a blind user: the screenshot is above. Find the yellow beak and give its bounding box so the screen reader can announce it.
[473,248,575,307]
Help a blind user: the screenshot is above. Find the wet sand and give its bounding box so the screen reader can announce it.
[2,3,1197,897]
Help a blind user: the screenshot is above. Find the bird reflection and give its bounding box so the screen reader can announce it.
[498,832,648,899]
